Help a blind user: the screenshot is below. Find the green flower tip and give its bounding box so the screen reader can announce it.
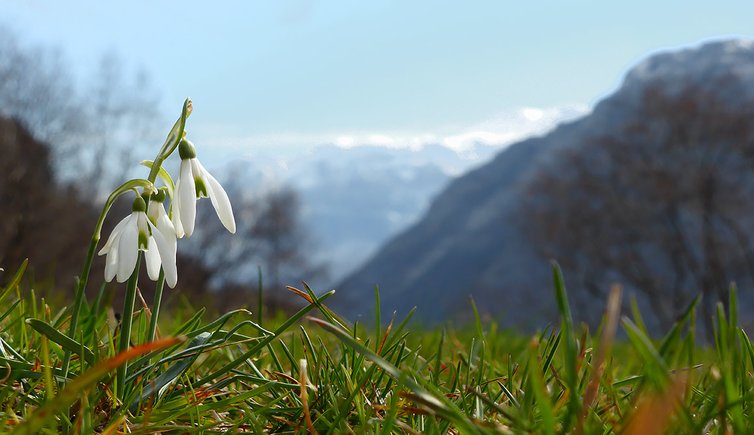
[138,230,149,251]
[178,139,197,160]
[132,195,147,213]
[195,177,209,198]
[151,188,167,203]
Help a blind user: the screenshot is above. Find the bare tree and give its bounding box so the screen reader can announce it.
[0,27,163,196]
[0,28,83,147]
[78,52,163,196]
[183,179,327,302]
[0,118,97,286]
[520,76,754,333]
[251,186,325,290]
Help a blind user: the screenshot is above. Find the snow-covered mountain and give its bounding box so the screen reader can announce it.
[220,143,483,283]
[208,106,585,285]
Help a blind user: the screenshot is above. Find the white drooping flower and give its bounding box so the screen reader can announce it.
[172,139,236,238]
[146,189,178,287]
[99,195,178,287]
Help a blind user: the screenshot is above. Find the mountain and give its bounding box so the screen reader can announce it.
[218,142,510,286]
[201,104,586,287]
[334,39,754,327]
[291,145,459,281]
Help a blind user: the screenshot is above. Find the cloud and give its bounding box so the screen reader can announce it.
[195,104,590,164]
[438,105,589,155]
[323,104,589,157]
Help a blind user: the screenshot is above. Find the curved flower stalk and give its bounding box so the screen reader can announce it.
[99,195,178,287]
[173,139,236,238]
[61,99,193,400]
[60,178,157,380]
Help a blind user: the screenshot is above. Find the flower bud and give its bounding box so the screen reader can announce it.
[132,195,147,213]
[178,139,197,160]
[151,188,167,203]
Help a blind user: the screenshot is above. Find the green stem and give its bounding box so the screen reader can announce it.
[147,271,165,343]
[147,156,164,185]
[61,179,155,382]
[116,255,141,401]
[257,266,263,326]
[59,99,188,405]
[61,237,98,379]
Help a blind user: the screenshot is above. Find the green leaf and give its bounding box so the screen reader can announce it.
[0,259,27,301]
[131,332,212,409]
[25,319,95,365]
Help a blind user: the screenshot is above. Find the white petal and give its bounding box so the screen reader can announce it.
[197,160,236,234]
[104,247,119,282]
[157,214,177,256]
[99,215,130,256]
[145,237,161,281]
[147,201,160,225]
[149,220,178,288]
[191,159,207,198]
[171,186,185,238]
[156,201,169,221]
[116,215,139,283]
[178,159,197,237]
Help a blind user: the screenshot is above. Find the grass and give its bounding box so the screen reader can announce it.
[0,259,753,434]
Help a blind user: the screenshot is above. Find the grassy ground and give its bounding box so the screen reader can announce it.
[0,260,751,434]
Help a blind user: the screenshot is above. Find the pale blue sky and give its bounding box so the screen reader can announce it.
[3,1,754,153]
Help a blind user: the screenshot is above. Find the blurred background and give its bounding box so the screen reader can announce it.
[1,2,754,336]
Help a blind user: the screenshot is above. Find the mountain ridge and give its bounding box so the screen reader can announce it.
[333,39,754,326]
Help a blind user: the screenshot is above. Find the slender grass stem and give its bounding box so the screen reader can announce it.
[61,237,98,379]
[61,179,155,381]
[116,255,142,400]
[148,271,166,343]
[257,266,263,326]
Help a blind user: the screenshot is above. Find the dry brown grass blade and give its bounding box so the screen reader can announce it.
[299,358,318,434]
[287,286,314,304]
[622,374,687,435]
[100,416,126,435]
[377,312,396,355]
[576,284,622,435]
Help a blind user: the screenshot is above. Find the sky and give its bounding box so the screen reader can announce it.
[2,1,754,160]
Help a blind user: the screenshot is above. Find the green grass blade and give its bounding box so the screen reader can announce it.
[622,318,668,388]
[11,336,184,435]
[196,290,335,387]
[551,262,580,430]
[25,319,95,365]
[311,317,482,434]
[130,332,212,409]
[0,259,27,301]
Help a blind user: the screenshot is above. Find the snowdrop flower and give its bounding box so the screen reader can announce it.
[99,195,178,287]
[173,139,236,238]
[146,189,178,287]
